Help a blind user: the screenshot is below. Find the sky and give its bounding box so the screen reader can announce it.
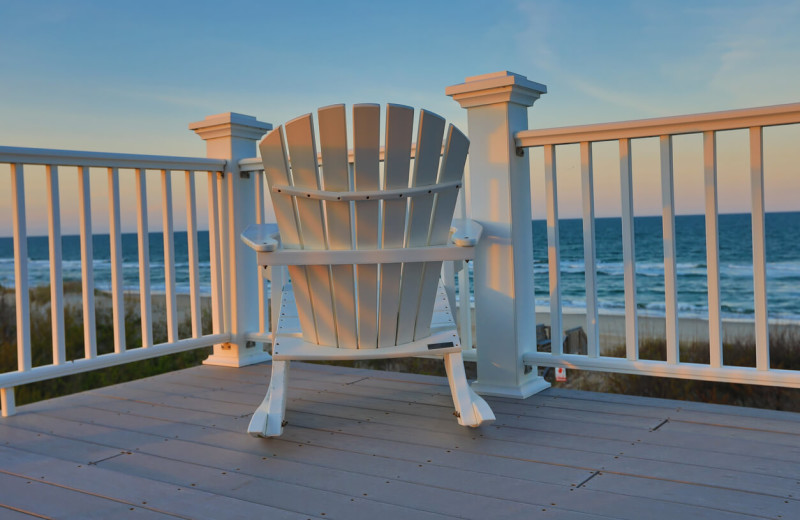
[1,0,799,233]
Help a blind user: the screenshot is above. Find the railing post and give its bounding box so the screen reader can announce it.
[190,113,273,367]
[446,71,549,398]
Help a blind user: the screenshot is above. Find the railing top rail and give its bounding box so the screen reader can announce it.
[516,102,800,147]
[0,145,226,171]
[239,142,446,171]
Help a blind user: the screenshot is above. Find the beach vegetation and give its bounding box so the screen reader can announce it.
[549,333,800,411]
[0,283,212,407]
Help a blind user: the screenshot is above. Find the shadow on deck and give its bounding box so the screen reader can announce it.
[1,362,799,519]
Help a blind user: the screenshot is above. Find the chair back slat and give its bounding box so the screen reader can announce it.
[406,110,445,246]
[395,110,445,345]
[261,104,468,350]
[428,125,469,245]
[378,104,414,346]
[285,115,337,346]
[285,115,326,248]
[259,129,300,248]
[413,125,470,340]
[260,127,318,341]
[352,104,381,348]
[318,104,358,348]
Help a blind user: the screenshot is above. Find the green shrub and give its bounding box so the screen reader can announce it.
[549,331,800,411]
[1,286,214,407]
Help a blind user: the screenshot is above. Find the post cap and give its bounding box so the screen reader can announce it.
[446,71,547,109]
[189,112,272,141]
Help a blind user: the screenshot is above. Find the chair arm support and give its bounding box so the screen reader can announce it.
[241,224,280,252]
[450,219,483,247]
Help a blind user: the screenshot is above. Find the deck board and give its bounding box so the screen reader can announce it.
[3,362,800,519]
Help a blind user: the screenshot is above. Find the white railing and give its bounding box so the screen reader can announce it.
[516,103,800,387]
[3,73,798,420]
[0,147,231,415]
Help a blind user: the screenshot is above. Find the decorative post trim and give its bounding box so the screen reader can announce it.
[446,71,550,398]
[190,112,273,367]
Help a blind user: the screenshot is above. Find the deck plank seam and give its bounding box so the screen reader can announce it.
[7,380,800,516]
[7,415,785,520]
[0,445,328,520]
[67,384,800,475]
[541,389,800,423]
[70,386,800,471]
[86,383,800,454]
[0,466,190,519]
[25,404,800,505]
[4,417,566,518]
[29,405,612,489]
[0,502,50,519]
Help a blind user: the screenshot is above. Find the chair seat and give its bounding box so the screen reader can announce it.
[272,280,461,360]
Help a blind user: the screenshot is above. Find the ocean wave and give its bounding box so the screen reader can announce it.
[533,259,800,280]
[534,297,800,321]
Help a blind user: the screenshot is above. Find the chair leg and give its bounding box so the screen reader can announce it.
[443,352,495,427]
[247,360,290,438]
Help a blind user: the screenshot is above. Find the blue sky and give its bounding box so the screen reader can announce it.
[1,0,798,228]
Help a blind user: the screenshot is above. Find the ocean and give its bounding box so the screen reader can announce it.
[532,212,800,321]
[0,231,213,297]
[0,212,798,321]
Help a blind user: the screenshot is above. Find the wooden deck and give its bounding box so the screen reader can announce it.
[1,362,799,519]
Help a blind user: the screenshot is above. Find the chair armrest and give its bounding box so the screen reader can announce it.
[255,243,474,266]
[450,219,483,247]
[241,224,280,252]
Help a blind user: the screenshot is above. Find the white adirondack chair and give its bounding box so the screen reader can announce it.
[241,103,494,437]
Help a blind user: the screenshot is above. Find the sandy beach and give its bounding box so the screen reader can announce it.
[533,307,800,353]
[6,286,798,354]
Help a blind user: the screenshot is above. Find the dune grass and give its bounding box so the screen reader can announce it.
[0,283,212,408]
[549,331,800,411]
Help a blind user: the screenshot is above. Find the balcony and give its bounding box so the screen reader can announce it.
[3,362,800,519]
[1,71,799,518]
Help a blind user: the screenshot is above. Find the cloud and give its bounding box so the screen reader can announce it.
[512,1,668,117]
[665,1,800,108]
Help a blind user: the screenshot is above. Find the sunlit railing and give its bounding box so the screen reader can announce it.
[3,73,799,421]
[0,147,231,415]
[517,103,800,387]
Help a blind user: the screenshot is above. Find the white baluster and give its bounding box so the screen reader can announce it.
[136,168,153,348]
[108,167,126,353]
[703,132,723,367]
[659,136,679,365]
[581,142,599,358]
[185,170,201,338]
[543,144,562,355]
[619,139,638,361]
[207,171,223,337]
[11,163,31,371]
[46,164,66,364]
[161,169,178,343]
[78,166,97,359]
[749,127,769,370]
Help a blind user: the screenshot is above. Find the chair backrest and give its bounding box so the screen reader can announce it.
[259,104,469,349]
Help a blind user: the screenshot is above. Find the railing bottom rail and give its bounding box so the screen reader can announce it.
[0,333,230,416]
[524,352,800,388]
